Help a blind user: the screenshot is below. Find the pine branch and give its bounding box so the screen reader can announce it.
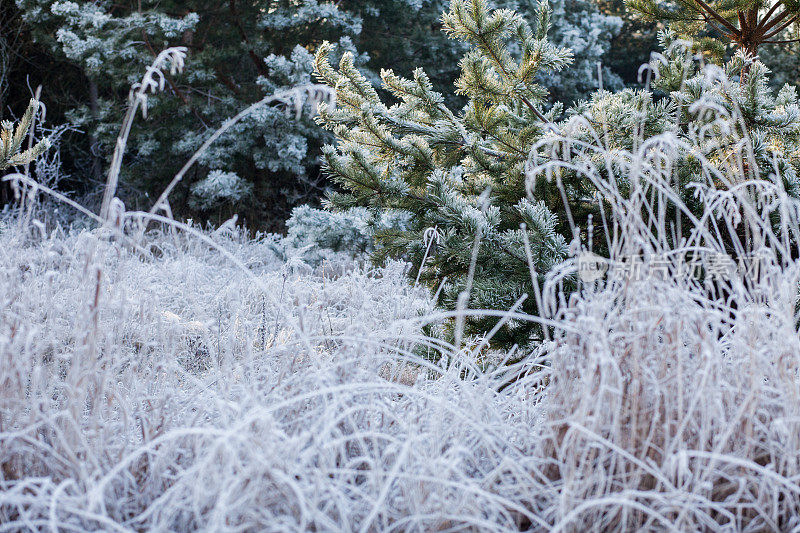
[763,14,800,39]
[692,0,741,35]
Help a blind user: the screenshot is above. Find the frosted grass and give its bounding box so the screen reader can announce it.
[4,161,800,530]
[3,47,800,531]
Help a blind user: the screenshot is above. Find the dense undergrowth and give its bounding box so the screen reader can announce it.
[3,127,800,530]
[2,3,800,528]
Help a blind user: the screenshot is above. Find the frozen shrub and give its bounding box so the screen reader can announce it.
[189,170,254,211]
[283,205,409,266]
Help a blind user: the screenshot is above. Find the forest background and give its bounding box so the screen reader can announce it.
[7,0,794,230]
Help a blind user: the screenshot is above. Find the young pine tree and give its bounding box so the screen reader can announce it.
[315,0,574,350]
[531,30,800,259]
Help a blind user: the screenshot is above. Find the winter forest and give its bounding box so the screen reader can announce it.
[3,0,800,530]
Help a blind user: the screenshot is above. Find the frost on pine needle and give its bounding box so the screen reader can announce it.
[188,170,254,211]
[283,205,410,267]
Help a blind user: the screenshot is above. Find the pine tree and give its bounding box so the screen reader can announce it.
[14,1,439,225]
[12,0,625,225]
[8,1,465,226]
[15,0,356,227]
[594,0,661,85]
[532,30,800,255]
[761,41,800,90]
[315,0,800,352]
[315,0,574,350]
[657,31,800,193]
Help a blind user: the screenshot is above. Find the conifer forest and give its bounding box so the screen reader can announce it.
[4,0,800,530]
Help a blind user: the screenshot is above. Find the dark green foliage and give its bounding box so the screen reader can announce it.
[7,0,629,228]
[596,0,661,86]
[9,1,476,228]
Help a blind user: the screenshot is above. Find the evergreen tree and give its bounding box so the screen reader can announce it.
[315,0,573,349]
[761,37,800,90]
[534,30,800,254]
[11,0,624,227]
[11,1,468,227]
[316,0,800,351]
[357,0,467,109]
[15,0,359,228]
[596,0,661,86]
[657,32,800,192]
